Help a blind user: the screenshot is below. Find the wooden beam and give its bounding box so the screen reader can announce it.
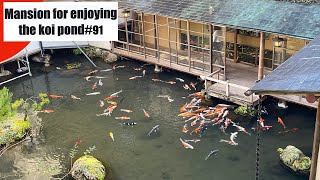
[310,101,320,180]
[155,14,160,61]
[233,29,238,62]
[174,19,178,64]
[141,13,146,61]
[202,23,205,71]
[223,27,227,81]
[258,32,265,80]
[125,17,129,53]
[209,24,213,73]
[167,17,171,66]
[187,20,191,71]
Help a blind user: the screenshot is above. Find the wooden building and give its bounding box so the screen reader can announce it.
[113,0,320,108]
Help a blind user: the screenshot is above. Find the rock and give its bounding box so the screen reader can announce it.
[71,155,106,180]
[102,51,118,63]
[0,115,31,146]
[277,145,311,175]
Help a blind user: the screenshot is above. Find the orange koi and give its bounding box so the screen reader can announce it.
[180,103,188,113]
[278,117,286,129]
[182,124,188,133]
[107,101,117,106]
[190,125,202,136]
[49,95,63,99]
[115,116,131,120]
[191,119,198,127]
[142,109,150,118]
[39,109,54,113]
[178,112,197,117]
[179,138,194,149]
[191,107,207,113]
[103,96,117,101]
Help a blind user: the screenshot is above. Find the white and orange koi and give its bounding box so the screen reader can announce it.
[92,82,97,90]
[71,95,81,100]
[189,125,202,136]
[182,124,188,133]
[38,109,55,113]
[120,109,133,113]
[142,109,150,118]
[99,100,104,107]
[179,138,194,149]
[191,119,198,127]
[115,116,131,120]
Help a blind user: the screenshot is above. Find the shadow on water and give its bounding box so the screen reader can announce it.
[0,49,315,180]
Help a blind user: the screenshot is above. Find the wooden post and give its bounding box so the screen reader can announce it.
[234,29,238,62]
[310,101,320,180]
[209,24,213,73]
[174,19,178,64]
[258,32,265,80]
[202,23,205,71]
[226,80,229,97]
[255,48,259,67]
[187,20,191,71]
[155,14,160,61]
[141,13,146,61]
[223,27,227,81]
[125,17,129,53]
[167,17,171,66]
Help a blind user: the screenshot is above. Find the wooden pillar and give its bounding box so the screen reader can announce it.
[125,17,129,53]
[209,24,213,73]
[234,29,238,62]
[223,27,227,81]
[201,23,205,71]
[167,17,171,66]
[310,101,320,180]
[187,20,191,71]
[258,32,265,80]
[174,19,178,64]
[141,12,146,61]
[155,15,160,61]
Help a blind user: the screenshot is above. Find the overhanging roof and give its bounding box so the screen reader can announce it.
[245,37,320,96]
[118,0,320,39]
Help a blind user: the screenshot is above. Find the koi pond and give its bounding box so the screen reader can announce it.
[0,50,315,180]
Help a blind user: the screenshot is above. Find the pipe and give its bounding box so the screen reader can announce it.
[72,41,97,68]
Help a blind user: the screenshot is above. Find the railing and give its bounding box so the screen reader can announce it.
[203,72,255,103]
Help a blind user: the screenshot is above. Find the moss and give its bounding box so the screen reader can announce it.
[0,117,31,145]
[74,155,105,180]
[234,105,257,117]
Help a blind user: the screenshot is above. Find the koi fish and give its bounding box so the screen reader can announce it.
[143,109,150,118]
[109,132,114,141]
[184,139,201,143]
[133,68,142,71]
[103,96,117,101]
[120,109,133,113]
[183,84,191,90]
[88,70,98,75]
[166,81,176,85]
[119,122,137,126]
[115,116,131,120]
[189,92,205,99]
[182,124,188,133]
[199,124,208,137]
[86,92,100,96]
[157,95,174,102]
[191,119,198,127]
[190,82,196,90]
[219,125,227,135]
[190,126,202,136]
[192,108,207,113]
[92,82,97,90]
[107,101,117,106]
[38,109,54,113]
[232,123,251,136]
[75,137,81,146]
[258,117,265,127]
[129,76,142,80]
[176,78,185,82]
[113,65,125,69]
[179,138,194,149]
[100,69,112,72]
[224,118,231,129]
[142,70,146,77]
[205,149,219,160]
[178,112,197,117]
[98,79,103,86]
[147,125,160,136]
[49,95,63,99]
[99,100,104,107]
[96,112,109,116]
[222,110,229,119]
[84,76,93,81]
[94,76,108,79]
[261,125,272,130]
[110,90,123,97]
[71,95,81,100]
[278,128,298,134]
[278,117,286,129]
[151,78,163,82]
[220,132,238,146]
[180,103,188,112]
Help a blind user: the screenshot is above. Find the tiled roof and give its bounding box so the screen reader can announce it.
[118,0,320,39]
[245,37,320,95]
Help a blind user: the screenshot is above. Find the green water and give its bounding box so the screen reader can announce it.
[0,50,316,180]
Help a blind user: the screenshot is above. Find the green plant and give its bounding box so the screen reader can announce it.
[84,146,97,155]
[0,87,14,122]
[234,105,257,117]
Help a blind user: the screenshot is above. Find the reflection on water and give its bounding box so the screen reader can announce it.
[0,50,315,180]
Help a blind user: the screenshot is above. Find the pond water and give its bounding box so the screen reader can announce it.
[0,50,316,180]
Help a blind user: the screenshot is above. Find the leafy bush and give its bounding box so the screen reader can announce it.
[234,105,257,117]
[0,87,14,122]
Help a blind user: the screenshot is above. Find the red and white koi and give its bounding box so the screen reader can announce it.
[165,81,176,85]
[191,119,198,127]
[92,82,97,90]
[190,82,196,90]
[232,123,251,136]
[183,84,191,90]
[38,109,55,113]
[182,124,188,133]
[142,109,150,118]
[179,138,194,149]
[99,100,104,107]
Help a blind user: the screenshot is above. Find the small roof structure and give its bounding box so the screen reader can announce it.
[245,37,320,96]
[118,0,320,39]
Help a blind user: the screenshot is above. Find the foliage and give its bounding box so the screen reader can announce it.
[0,87,14,122]
[73,155,105,180]
[0,118,31,145]
[234,105,257,117]
[84,146,97,155]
